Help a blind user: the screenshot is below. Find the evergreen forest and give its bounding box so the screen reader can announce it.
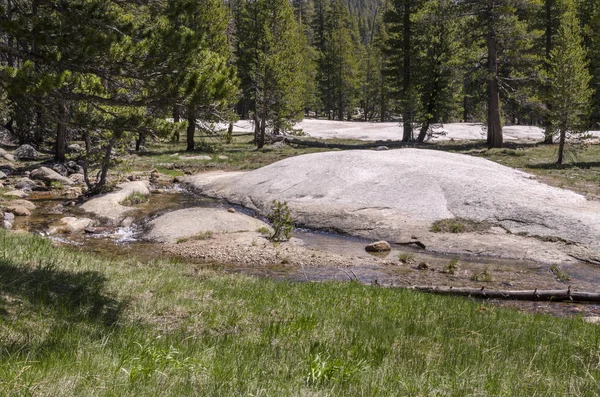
[1,0,599,189]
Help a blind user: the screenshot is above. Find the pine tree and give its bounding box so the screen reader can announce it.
[586,0,600,127]
[547,0,592,164]
[313,0,361,120]
[236,0,307,148]
[459,0,541,148]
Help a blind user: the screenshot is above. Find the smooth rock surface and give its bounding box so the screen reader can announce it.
[31,166,73,185]
[81,181,150,225]
[15,177,40,191]
[185,149,600,262]
[9,199,36,211]
[144,207,269,243]
[4,204,31,216]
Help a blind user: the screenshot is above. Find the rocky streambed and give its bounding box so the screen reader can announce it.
[2,146,600,317]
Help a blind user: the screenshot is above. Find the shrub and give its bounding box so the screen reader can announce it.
[430,218,490,233]
[267,200,294,242]
[120,192,148,206]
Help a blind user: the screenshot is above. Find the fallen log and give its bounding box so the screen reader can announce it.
[410,286,600,303]
[266,134,410,150]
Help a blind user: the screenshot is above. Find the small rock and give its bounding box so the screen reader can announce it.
[0,148,15,162]
[375,146,389,151]
[3,190,28,198]
[84,227,110,234]
[365,240,392,252]
[52,164,69,176]
[583,317,600,324]
[69,173,85,185]
[4,205,31,216]
[121,217,135,227]
[48,217,94,234]
[183,155,211,161]
[127,175,139,181]
[64,186,83,198]
[416,262,429,270]
[15,177,39,191]
[218,155,229,160]
[67,143,82,153]
[30,166,73,186]
[0,171,6,179]
[2,220,12,229]
[66,161,84,175]
[4,212,15,222]
[227,208,236,213]
[9,199,35,211]
[14,144,40,161]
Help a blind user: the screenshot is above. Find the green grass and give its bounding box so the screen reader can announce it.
[430,217,491,233]
[1,230,600,396]
[119,192,149,206]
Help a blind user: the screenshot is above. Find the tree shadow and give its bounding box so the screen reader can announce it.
[527,161,600,170]
[0,259,126,326]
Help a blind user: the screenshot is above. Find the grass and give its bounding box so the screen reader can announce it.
[431,218,491,233]
[119,192,149,206]
[176,231,214,244]
[1,230,600,395]
[398,252,415,263]
[550,264,572,282]
[442,258,460,275]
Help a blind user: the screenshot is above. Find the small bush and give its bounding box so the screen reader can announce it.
[267,200,294,242]
[430,218,490,233]
[471,269,492,282]
[398,252,415,263]
[550,265,571,282]
[176,231,214,244]
[257,226,271,236]
[442,258,459,275]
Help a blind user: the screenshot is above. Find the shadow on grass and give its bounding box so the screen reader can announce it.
[0,260,126,326]
[528,161,600,170]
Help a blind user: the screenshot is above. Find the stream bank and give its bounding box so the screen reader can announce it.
[9,185,600,318]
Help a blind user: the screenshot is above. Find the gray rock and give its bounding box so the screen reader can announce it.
[66,161,84,175]
[365,241,391,252]
[69,173,85,185]
[144,207,269,243]
[0,171,6,179]
[67,144,82,153]
[30,167,73,186]
[9,199,35,211]
[52,164,69,176]
[48,217,95,234]
[185,149,600,263]
[183,155,212,161]
[2,220,12,230]
[375,146,389,151]
[4,212,15,222]
[4,204,31,216]
[15,177,39,191]
[81,181,150,225]
[3,190,28,198]
[14,144,40,161]
[0,148,15,162]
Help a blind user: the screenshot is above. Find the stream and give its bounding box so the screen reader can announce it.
[13,187,600,318]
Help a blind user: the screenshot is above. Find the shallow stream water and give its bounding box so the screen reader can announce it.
[13,188,600,318]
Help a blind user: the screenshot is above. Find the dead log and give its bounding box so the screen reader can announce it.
[410,286,600,303]
[265,134,410,150]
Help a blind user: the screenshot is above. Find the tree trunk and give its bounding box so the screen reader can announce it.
[172,106,180,142]
[557,128,566,164]
[257,117,266,149]
[186,116,195,151]
[135,132,146,151]
[487,25,503,148]
[400,0,413,142]
[543,0,554,144]
[225,122,233,144]
[55,102,68,163]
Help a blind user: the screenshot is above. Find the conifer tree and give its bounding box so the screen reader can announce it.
[236,0,307,148]
[547,0,592,164]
